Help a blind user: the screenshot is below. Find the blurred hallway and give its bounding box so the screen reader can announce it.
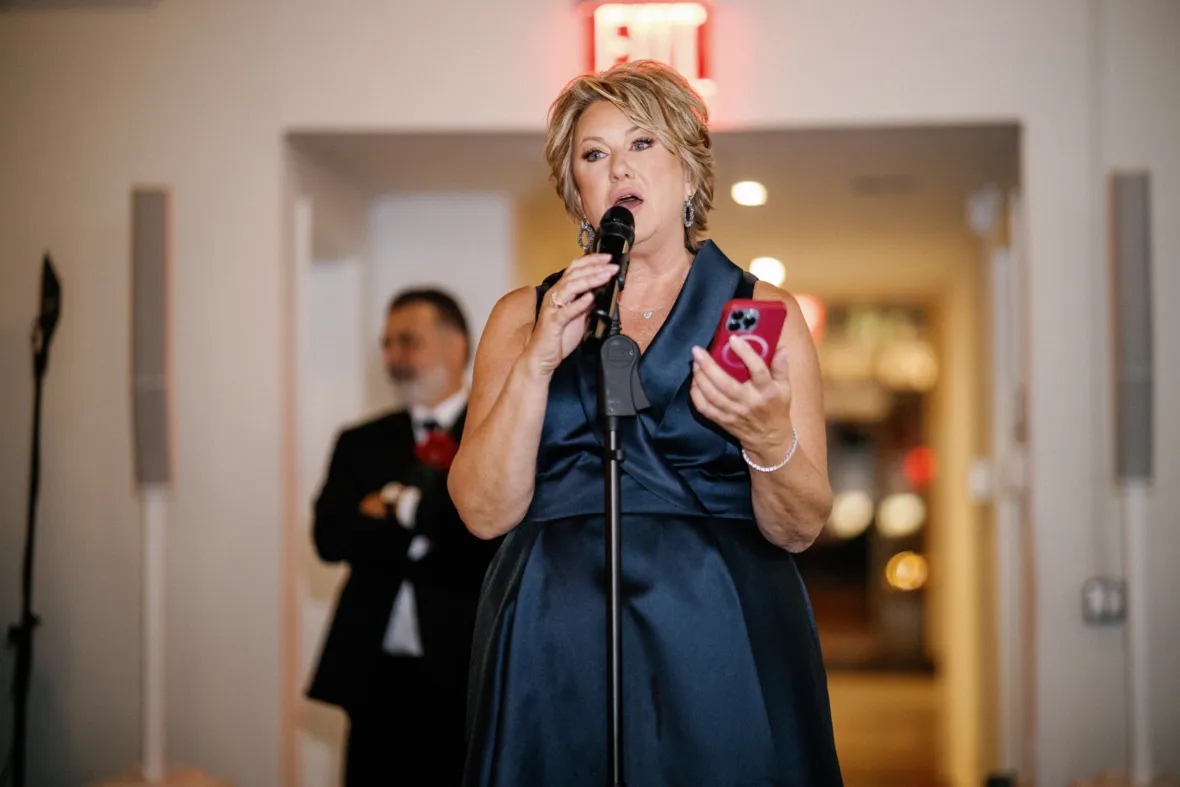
[1,3,1177,786]
[829,672,942,787]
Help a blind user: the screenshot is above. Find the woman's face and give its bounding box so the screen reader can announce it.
[571,99,692,252]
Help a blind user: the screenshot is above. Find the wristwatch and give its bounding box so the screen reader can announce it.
[380,482,403,517]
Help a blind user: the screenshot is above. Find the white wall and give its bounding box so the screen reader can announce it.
[286,149,373,786]
[296,254,365,787]
[0,2,1176,786]
[363,194,513,415]
[291,145,371,265]
[929,245,992,786]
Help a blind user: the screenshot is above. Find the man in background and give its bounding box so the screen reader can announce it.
[306,288,499,786]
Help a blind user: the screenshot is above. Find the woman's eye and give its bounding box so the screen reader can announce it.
[582,149,605,162]
[633,137,654,150]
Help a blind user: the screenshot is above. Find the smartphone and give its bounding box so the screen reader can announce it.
[707,299,788,383]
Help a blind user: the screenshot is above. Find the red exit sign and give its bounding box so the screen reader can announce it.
[582,2,716,96]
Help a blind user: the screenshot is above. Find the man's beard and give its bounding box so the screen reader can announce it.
[388,363,449,407]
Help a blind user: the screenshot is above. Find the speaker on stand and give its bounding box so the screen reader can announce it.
[91,189,229,787]
[1108,172,1157,787]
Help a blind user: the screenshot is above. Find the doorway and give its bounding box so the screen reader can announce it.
[282,123,1022,787]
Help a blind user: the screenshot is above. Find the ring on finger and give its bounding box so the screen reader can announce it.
[550,290,565,309]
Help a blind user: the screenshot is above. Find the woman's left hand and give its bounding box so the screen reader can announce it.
[690,337,794,456]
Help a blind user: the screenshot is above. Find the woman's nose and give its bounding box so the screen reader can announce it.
[610,153,632,181]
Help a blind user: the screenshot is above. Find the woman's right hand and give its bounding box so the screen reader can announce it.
[523,253,619,377]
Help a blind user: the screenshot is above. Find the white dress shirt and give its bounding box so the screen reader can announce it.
[382,388,468,657]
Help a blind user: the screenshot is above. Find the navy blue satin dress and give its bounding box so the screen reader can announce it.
[463,242,844,787]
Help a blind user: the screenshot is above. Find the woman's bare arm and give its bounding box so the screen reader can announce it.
[689,282,832,552]
[449,254,619,538]
[743,284,832,552]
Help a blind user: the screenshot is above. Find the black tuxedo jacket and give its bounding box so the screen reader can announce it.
[305,408,499,715]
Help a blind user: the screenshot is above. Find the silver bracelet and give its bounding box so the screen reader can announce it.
[741,428,798,473]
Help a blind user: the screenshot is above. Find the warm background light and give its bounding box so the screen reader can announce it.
[730,180,767,206]
[903,446,938,489]
[749,256,785,285]
[828,490,875,539]
[818,341,876,383]
[874,337,939,391]
[795,293,826,342]
[876,492,927,538]
[885,551,929,591]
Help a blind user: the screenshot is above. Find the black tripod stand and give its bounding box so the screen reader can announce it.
[4,255,61,787]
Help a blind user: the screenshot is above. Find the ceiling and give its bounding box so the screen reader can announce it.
[292,123,1019,301]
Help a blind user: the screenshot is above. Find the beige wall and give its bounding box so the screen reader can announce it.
[928,248,990,785]
[0,2,1176,786]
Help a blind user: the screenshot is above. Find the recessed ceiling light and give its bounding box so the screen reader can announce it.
[731,181,767,207]
[749,257,785,286]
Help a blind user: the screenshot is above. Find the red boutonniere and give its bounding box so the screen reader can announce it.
[415,430,458,472]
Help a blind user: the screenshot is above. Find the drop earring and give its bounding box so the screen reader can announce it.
[683,197,695,228]
[578,219,595,251]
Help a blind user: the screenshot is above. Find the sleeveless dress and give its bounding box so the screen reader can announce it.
[463,241,844,787]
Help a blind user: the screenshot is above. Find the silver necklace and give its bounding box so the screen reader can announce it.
[620,299,671,320]
[619,267,690,319]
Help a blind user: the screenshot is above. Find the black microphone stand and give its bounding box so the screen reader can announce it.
[594,282,649,787]
[5,255,61,787]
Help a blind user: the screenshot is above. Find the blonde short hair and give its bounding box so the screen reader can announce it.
[544,60,714,249]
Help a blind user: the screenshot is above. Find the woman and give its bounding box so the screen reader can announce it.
[448,60,843,786]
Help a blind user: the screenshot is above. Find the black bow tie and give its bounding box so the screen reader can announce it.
[419,418,440,434]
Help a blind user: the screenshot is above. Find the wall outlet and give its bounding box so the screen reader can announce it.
[1082,577,1126,625]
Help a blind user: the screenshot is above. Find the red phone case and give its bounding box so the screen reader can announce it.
[707,299,787,383]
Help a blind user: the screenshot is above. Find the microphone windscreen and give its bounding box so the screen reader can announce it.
[597,205,635,243]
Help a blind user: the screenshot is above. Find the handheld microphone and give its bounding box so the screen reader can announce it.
[33,253,62,367]
[585,205,635,344]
